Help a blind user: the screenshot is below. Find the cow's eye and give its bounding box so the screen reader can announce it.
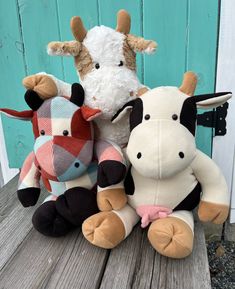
[95,63,100,69]
[63,130,69,136]
[118,61,124,66]
[172,114,178,120]
[144,114,150,120]
[137,152,142,159]
[40,130,45,135]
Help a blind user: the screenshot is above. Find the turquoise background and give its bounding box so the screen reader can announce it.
[0,0,219,168]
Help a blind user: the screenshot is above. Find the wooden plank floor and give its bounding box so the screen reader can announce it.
[0,176,211,289]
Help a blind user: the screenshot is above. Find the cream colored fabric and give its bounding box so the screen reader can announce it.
[192,150,229,205]
[113,204,139,237]
[170,210,194,233]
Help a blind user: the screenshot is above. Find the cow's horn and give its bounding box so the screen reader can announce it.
[179,71,197,96]
[116,10,131,34]
[70,16,87,42]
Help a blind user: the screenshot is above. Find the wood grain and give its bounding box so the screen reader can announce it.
[100,223,211,289]
[0,184,211,289]
[151,222,211,289]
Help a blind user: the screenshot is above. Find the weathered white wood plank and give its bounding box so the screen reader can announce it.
[0,230,77,289]
[100,222,211,289]
[44,234,109,289]
[0,176,48,271]
[0,174,19,216]
[0,228,108,289]
[212,0,235,223]
[152,223,211,289]
[100,226,149,289]
[0,176,108,289]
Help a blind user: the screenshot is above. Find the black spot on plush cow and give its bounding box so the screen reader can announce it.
[82,72,232,259]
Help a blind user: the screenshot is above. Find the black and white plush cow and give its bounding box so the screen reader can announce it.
[82,72,231,259]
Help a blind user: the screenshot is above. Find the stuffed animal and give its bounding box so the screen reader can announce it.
[0,83,102,237]
[22,9,157,213]
[82,72,232,259]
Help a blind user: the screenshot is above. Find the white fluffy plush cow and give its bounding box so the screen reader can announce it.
[82,72,232,259]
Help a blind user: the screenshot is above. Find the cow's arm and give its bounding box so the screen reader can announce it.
[18,152,41,207]
[94,140,127,211]
[23,72,71,99]
[95,140,127,187]
[191,149,229,224]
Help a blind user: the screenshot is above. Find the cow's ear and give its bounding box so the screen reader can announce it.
[194,92,232,109]
[111,100,136,123]
[24,90,44,111]
[0,108,33,120]
[70,83,84,107]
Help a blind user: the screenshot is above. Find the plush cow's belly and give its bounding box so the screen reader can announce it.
[128,166,198,209]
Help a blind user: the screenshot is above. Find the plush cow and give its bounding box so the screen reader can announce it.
[0,84,104,237]
[82,72,232,259]
[22,10,157,213]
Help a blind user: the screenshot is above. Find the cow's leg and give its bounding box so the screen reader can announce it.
[147,210,194,258]
[32,195,74,237]
[23,72,71,99]
[95,140,128,211]
[82,204,139,249]
[55,187,99,226]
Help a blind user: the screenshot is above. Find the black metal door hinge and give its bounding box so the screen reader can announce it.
[197,102,229,136]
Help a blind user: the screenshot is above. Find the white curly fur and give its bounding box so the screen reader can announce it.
[44,26,146,146]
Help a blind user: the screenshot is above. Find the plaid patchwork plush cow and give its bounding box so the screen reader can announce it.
[0,83,124,237]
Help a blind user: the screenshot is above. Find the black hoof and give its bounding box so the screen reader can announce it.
[56,187,99,226]
[32,201,74,237]
[98,160,126,187]
[17,187,40,207]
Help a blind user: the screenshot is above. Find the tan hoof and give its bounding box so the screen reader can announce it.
[198,201,229,224]
[97,188,127,211]
[148,217,193,258]
[82,211,125,249]
[22,74,58,99]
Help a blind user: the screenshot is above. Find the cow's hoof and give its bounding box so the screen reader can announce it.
[82,211,125,249]
[56,187,99,226]
[147,217,193,258]
[32,201,74,237]
[22,74,58,99]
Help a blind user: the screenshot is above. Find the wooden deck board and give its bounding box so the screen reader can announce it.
[0,178,211,289]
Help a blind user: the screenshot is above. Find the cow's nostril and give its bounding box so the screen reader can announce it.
[179,152,184,159]
[74,162,80,168]
[137,152,142,159]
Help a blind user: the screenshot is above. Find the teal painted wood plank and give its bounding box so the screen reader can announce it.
[18,0,64,77]
[186,0,219,156]
[2,0,66,167]
[57,0,99,83]
[0,0,33,168]
[143,0,188,88]
[98,0,143,82]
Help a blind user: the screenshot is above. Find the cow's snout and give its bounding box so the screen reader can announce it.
[126,120,196,179]
[34,136,93,181]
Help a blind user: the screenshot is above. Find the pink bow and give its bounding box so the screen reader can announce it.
[136,205,172,228]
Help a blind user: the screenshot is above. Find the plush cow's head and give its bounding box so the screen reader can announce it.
[47,10,157,119]
[112,72,232,179]
[0,84,101,182]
